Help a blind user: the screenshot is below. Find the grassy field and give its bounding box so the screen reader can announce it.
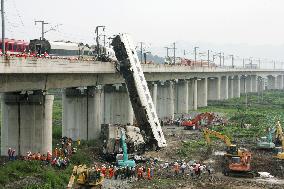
[0,90,283,188]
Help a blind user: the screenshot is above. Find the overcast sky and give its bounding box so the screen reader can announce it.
[3,0,284,65]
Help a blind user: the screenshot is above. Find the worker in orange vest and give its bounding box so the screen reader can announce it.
[101,165,106,177]
[35,152,41,160]
[174,162,179,176]
[109,166,114,179]
[46,151,52,162]
[137,166,143,180]
[147,167,151,180]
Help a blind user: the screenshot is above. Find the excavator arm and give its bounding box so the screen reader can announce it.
[203,128,233,147]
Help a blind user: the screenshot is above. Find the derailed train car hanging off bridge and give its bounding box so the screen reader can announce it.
[111,34,167,148]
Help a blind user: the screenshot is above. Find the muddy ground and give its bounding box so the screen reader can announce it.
[128,125,284,189]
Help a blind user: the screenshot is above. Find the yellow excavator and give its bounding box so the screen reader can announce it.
[67,165,104,189]
[203,128,259,178]
[203,128,242,157]
[274,121,284,159]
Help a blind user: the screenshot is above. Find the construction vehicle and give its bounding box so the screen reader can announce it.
[274,121,284,159]
[112,34,167,149]
[203,128,241,156]
[256,127,276,149]
[182,112,215,130]
[116,129,136,168]
[67,165,104,189]
[203,128,259,178]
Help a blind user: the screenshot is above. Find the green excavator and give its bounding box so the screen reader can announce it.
[256,127,276,149]
[116,129,136,168]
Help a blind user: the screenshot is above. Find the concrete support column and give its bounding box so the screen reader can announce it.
[251,75,258,93]
[1,92,53,156]
[267,76,276,90]
[62,86,104,141]
[197,78,208,107]
[207,77,221,100]
[240,76,246,94]
[220,76,229,100]
[228,76,234,98]
[246,76,253,93]
[276,75,283,89]
[152,83,158,109]
[148,83,158,111]
[175,80,189,115]
[188,79,198,110]
[257,77,265,92]
[233,76,241,98]
[157,81,175,119]
[103,84,133,125]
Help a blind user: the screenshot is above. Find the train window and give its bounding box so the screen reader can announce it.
[8,44,13,51]
[0,42,2,49]
[13,44,17,51]
[145,94,149,99]
[18,45,23,52]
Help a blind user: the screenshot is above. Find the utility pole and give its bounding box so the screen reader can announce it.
[95,25,105,57]
[35,20,49,40]
[258,59,261,69]
[139,42,144,63]
[1,0,5,54]
[164,47,170,58]
[207,50,210,67]
[173,42,176,64]
[194,46,199,63]
[230,55,234,68]
[243,58,245,68]
[219,52,222,67]
[222,53,225,66]
[274,61,276,69]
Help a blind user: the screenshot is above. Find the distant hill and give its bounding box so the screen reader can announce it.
[137,51,164,64]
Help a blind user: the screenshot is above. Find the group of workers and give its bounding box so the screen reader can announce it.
[160,160,212,178]
[90,164,155,181]
[91,160,212,182]
[7,148,16,160]
[7,136,78,169]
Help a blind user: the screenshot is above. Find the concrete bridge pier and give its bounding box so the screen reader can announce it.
[1,92,53,156]
[246,75,253,93]
[251,75,258,93]
[233,76,241,98]
[207,77,221,100]
[175,80,189,115]
[228,76,234,98]
[220,76,229,100]
[276,75,283,89]
[148,83,158,111]
[188,78,198,110]
[240,76,246,94]
[103,84,133,125]
[257,77,266,92]
[62,87,104,141]
[267,76,276,90]
[157,81,175,119]
[197,78,208,107]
